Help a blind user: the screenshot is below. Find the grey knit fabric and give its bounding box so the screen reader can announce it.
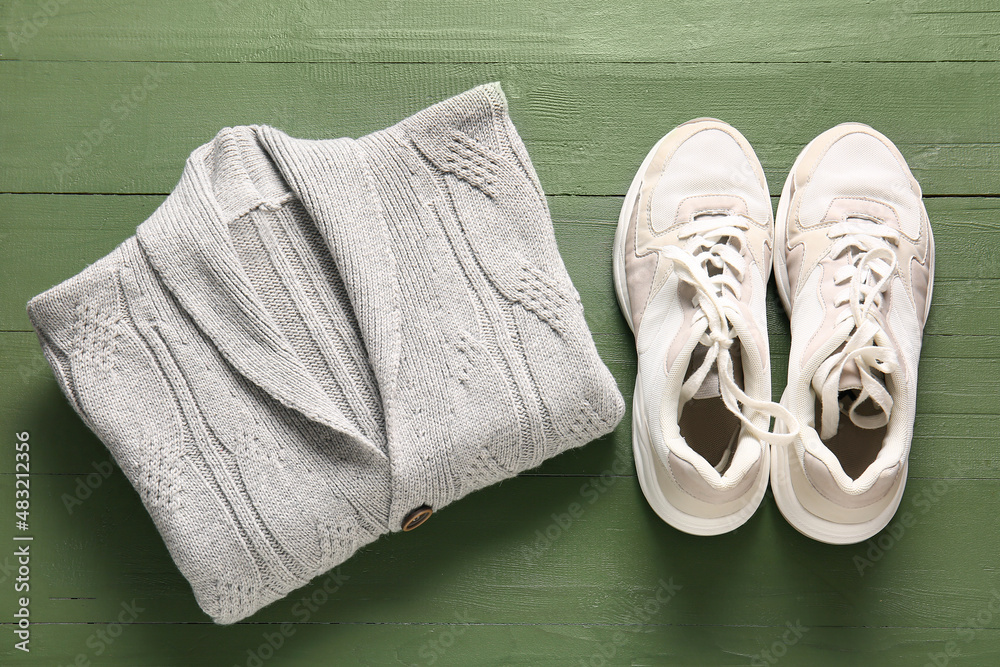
[26,83,624,624]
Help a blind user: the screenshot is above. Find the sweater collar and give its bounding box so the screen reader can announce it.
[134,82,507,465]
[136,125,389,462]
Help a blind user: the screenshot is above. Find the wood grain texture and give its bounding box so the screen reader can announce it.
[1,0,998,63]
[3,623,998,667]
[1,468,998,628]
[0,62,997,195]
[1,1,999,664]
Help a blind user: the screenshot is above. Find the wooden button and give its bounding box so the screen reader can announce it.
[402,505,433,531]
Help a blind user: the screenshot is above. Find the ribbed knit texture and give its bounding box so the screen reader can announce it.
[25,83,625,624]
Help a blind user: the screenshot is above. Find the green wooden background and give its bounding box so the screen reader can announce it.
[1,1,998,665]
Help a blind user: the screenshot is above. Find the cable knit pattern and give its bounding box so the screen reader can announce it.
[25,83,624,625]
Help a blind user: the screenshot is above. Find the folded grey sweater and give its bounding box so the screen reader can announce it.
[26,83,624,624]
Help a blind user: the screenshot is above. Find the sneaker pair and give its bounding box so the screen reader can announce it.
[613,119,934,544]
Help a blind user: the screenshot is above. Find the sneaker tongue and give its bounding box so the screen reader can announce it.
[686,340,743,400]
[838,361,864,392]
[836,220,889,395]
[690,344,721,399]
[837,367,888,420]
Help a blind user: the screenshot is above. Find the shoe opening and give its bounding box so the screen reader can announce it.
[814,391,888,480]
[679,339,745,473]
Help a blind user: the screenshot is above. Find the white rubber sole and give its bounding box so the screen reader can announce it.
[770,123,935,545]
[613,118,769,535]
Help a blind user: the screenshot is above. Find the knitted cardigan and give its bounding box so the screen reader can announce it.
[26,83,624,624]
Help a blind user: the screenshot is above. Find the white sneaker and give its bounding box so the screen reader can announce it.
[772,123,935,544]
[613,119,797,535]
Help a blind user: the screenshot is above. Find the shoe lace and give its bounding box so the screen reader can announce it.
[660,216,799,447]
[812,220,900,440]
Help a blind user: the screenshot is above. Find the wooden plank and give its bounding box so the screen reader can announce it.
[1,0,998,64]
[2,622,998,666]
[0,62,997,196]
[0,471,998,631]
[0,2,996,665]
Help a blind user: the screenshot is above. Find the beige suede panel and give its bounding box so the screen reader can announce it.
[667,451,759,503]
[624,188,661,328]
[802,451,898,509]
